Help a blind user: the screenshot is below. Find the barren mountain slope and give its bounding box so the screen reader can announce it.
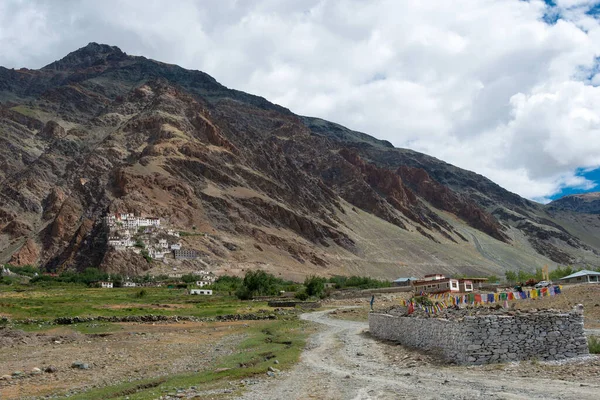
[1,43,598,279]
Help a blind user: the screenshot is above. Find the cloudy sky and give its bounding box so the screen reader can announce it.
[2,0,600,202]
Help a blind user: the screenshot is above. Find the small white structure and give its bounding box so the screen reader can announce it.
[169,273,183,279]
[99,281,113,288]
[167,229,180,237]
[148,248,169,259]
[158,239,168,249]
[123,282,137,287]
[190,289,212,295]
[170,243,181,250]
[196,281,209,287]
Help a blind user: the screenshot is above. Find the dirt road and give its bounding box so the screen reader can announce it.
[238,309,600,400]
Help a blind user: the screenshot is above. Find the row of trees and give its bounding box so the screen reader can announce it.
[503,265,600,284]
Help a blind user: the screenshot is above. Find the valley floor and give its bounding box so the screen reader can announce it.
[1,285,600,399]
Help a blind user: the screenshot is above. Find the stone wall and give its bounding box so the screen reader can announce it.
[369,311,588,364]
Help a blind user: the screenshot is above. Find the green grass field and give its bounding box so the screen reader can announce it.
[0,285,315,399]
[0,286,268,322]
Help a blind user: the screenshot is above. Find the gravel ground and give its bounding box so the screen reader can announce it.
[0,321,250,399]
[237,309,600,400]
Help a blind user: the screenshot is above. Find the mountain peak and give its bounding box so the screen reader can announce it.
[42,42,128,71]
[547,191,600,214]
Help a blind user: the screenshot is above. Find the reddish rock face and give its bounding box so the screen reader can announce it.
[398,166,508,242]
[9,238,40,266]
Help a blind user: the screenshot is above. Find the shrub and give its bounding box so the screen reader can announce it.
[589,336,600,354]
[134,289,147,298]
[140,249,152,263]
[294,290,309,301]
[235,286,253,300]
[413,295,433,306]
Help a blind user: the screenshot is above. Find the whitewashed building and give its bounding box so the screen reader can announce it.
[99,281,113,288]
[190,289,212,295]
[123,282,137,287]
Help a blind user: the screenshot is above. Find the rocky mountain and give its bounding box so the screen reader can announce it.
[1,43,599,280]
[547,193,600,214]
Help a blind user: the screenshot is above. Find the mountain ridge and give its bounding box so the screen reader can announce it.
[1,43,599,279]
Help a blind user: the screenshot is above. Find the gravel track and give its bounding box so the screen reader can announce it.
[238,309,600,400]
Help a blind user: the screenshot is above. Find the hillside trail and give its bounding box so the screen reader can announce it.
[238,309,599,400]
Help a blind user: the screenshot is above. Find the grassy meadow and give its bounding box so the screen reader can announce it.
[0,286,268,322]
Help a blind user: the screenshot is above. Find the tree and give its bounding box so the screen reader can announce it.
[517,270,533,283]
[235,270,278,300]
[304,275,325,297]
[487,275,499,283]
[549,266,577,281]
[505,270,517,283]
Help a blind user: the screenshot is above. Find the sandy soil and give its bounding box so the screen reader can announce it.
[238,309,600,400]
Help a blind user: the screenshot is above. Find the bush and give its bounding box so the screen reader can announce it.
[294,290,309,301]
[134,289,147,298]
[413,295,433,306]
[589,336,600,354]
[235,286,253,300]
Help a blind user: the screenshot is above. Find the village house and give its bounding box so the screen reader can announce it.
[190,289,212,295]
[412,274,474,294]
[107,237,134,249]
[167,229,180,237]
[99,281,113,288]
[148,248,169,259]
[460,280,474,292]
[123,282,136,287]
[196,280,210,287]
[560,270,600,284]
[158,239,168,249]
[170,243,181,250]
[169,273,183,279]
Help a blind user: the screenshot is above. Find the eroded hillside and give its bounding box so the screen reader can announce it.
[1,43,599,278]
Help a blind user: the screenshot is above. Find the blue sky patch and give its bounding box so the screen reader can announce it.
[550,168,600,200]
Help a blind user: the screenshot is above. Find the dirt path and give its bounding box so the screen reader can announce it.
[238,309,600,400]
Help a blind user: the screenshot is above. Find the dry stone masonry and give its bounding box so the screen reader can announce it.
[369,309,589,364]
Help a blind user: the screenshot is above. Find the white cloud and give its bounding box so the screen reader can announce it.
[1,0,600,201]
